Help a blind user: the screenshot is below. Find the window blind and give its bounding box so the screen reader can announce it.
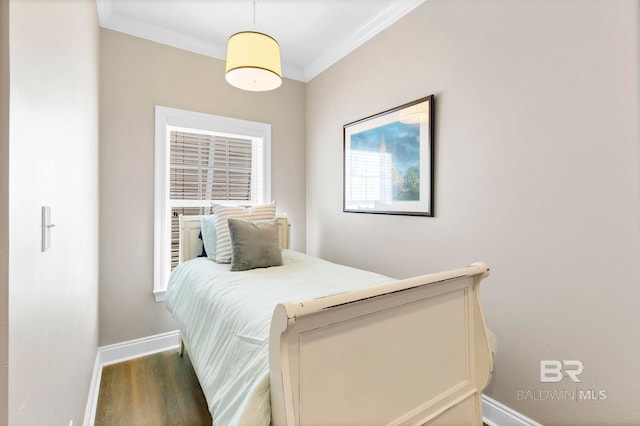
[170,206,206,269]
[170,131,253,201]
[169,130,254,269]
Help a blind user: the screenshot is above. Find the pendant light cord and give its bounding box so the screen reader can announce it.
[253,0,256,30]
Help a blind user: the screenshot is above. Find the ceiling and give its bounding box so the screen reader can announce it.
[97,0,426,82]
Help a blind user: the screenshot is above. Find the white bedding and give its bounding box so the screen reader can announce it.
[165,249,394,425]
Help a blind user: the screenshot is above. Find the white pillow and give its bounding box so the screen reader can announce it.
[200,215,218,261]
[213,202,276,263]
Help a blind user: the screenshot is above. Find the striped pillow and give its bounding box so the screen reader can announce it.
[212,202,276,263]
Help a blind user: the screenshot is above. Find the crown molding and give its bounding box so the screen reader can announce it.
[96,0,426,83]
[97,1,308,81]
[303,0,426,81]
[98,10,232,69]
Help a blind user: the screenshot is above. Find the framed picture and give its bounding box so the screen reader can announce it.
[343,95,434,216]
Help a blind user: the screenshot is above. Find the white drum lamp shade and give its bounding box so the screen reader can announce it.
[225,31,282,92]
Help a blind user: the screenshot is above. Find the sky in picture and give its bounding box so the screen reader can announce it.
[350,121,420,174]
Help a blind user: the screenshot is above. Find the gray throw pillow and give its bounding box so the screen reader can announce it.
[228,218,283,271]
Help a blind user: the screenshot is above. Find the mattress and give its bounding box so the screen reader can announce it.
[165,249,394,425]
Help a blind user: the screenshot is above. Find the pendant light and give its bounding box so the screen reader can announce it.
[225,0,282,91]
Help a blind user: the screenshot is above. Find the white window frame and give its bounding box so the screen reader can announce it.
[154,106,272,301]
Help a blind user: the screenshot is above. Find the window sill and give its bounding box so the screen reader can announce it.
[154,290,166,303]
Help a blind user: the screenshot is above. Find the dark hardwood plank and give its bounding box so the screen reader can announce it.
[95,350,211,426]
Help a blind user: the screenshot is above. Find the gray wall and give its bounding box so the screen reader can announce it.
[99,29,307,346]
[8,0,100,424]
[305,0,640,424]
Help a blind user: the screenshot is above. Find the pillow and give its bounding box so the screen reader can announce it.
[213,202,276,263]
[228,218,282,271]
[200,215,218,261]
[197,231,207,258]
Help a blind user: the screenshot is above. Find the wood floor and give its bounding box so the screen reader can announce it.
[95,350,211,426]
[95,350,490,425]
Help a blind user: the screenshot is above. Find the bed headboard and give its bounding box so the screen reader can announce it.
[178,214,290,263]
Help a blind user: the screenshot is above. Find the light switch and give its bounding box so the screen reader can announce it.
[41,206,55,252]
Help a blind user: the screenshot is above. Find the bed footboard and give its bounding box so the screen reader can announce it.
[269,262,493,426]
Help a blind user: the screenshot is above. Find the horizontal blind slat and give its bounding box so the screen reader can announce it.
[169,129,254,267]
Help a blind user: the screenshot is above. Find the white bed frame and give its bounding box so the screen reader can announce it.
[178,214,494,425]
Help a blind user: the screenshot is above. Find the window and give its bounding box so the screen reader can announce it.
[154,106,271,301]
[345,149,394,207]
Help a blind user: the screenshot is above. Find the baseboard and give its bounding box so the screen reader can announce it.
[82,351,103,426]
[83,330,181,426]
[84,332,532,426]
[98,330,181,366]
[482,394,542,426]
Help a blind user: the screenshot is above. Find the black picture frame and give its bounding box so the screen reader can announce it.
[343,95,435,216]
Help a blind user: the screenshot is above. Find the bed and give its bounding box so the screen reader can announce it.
[166,213,495,425]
